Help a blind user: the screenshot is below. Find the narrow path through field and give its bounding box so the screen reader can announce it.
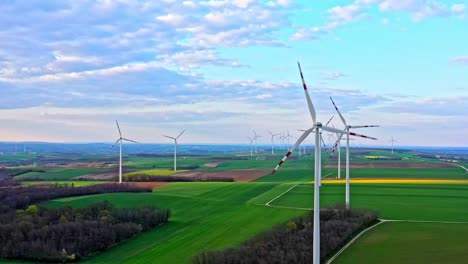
[450,163,468,173]
[325,221,385,264]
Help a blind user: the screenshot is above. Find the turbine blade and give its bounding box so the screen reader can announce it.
[297,62,317,124]
[321,125,347,135]
[350,125,379,129]
[272,128,313,174]
[110,138,121,149]
[330,133,344,153]
[325,115,334,127]
[320,134,326,148]
[122,138,138,143]
[349,131,377,140]
[329,97,347,126]
[176,129,185,139]
[115,120,122,137]
[163,135,176,140]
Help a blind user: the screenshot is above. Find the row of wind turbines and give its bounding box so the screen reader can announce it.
[110,121,185,184]
[271,62,379,264]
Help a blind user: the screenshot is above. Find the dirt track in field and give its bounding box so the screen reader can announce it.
[175,169,269,182]
[203,161,224,168]
[324,163,454,169]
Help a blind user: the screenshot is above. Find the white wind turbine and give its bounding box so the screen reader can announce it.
[329,97,378,210]
[272,62,352,264]
[247,136,254,157]
[286,129,293,148]
[111,120,138,183]
[267,130,279,155]
[163,130,185,171]
[252,130,261,153]
[389,137,398,153]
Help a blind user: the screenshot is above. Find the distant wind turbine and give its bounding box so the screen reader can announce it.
[267,130,279,155]
[247,136,254,157]
[389,137,398,153]
[111,120,138,183]
[163,130,185,171]
[330,97,378,209]
[252,130,261,153]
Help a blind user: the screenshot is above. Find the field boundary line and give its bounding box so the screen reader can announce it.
[380,219,468,224]
[449,163,468,173]
[265,184,299,207]
[326,221,385,264]
[327,218,468,263]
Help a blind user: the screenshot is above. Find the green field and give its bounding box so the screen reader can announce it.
[2,149,468,264]
[269,184,468,221]
[14,168,105,180]
[20,181,106,187]
[334,221,468,264]
[40,182,306,264]
[125,169,181,176]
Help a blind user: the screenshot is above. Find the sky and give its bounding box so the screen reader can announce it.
[0,0,467,147]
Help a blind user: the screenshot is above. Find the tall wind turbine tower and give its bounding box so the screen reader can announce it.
[272,62,352,264]
[389,137,397,153]
[252,130,261,153]
[267,130,279,155]
[111,120,138,183]
[163,130,185,171]
[330,97,378,209]
[247,137,254,157]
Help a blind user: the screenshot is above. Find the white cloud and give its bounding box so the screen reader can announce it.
[328,4,363,22]
[156,13,186,26]
[451,56,468,65]
[451,3,465,13]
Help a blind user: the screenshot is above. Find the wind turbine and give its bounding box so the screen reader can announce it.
[163,130,185,171]
[247,136,254,157]
[111,120,138,183]
[272,62,351,264]
[389,137,398,153]
[286,129,293,147]
[267,131,279,155]
[252,130,261,153]
[329,97,378,210]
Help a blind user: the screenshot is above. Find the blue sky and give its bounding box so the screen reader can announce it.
[0,0,467,146]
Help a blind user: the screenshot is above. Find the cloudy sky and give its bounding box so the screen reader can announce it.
[0,0,467,146]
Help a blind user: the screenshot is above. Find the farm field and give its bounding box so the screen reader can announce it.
[41,182,307,264]
[13,167,107,180]
[1,149,468,263]
[333,221,468,264]
[20,180,106,187]
[269,183,468,221]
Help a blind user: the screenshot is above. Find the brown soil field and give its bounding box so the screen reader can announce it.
[175,169,269,182]
[203,161,224,168]
[324,162,454,168]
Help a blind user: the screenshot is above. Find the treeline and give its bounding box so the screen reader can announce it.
[124,174,234,182]
[0,201,169,262]
[193,206,378,264]
[0,183,152,214]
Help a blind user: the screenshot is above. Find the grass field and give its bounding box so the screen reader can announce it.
[333,221,468,264]
[2,149,468,264]
[125,169,182,176]
[20,181,106,187]
[269,183,468,221]
[14,168,106,180]
[39,182,306,264]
